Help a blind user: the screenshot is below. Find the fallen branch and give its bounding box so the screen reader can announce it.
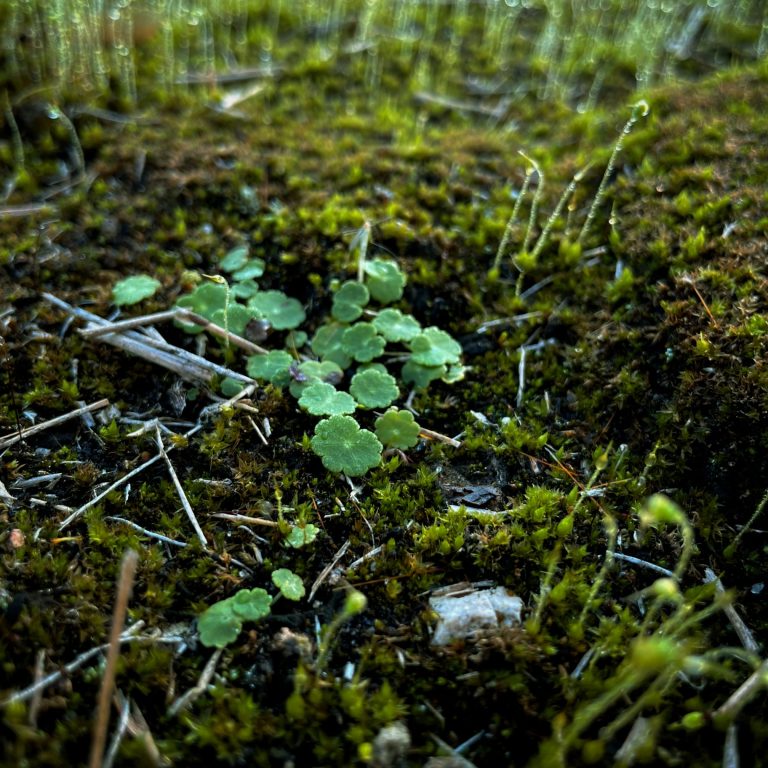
[42,293,255,386]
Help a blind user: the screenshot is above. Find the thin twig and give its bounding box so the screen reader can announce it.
[105,517,188,548]
[245,415,269,445]
[102,691,132,768]
[42,293,255,385]
[704,568,760,654]
[156,426,206,547]
[27,650,46,728]
[0,622,194,707]
[210,513,278,527]
[713,659,768,727]
[79,309,183,337]
[89,549,139,768]
[0,399,110,450]
[309,540,351,603]
[81,307,269,356]
[612,552,676,579]
[0,202,57,218]
[58,423,204,530]
[167,649,223,717]
[347,545,384,571]
[418,427,462,448]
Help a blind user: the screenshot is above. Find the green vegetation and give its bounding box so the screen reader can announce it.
[198,568,305,648]
[1,1,768,767]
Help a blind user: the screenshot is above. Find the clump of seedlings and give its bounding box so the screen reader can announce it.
[198,568,305,649]
[116,239,464,476]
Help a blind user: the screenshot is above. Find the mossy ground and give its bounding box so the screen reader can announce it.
[1,7,768,767]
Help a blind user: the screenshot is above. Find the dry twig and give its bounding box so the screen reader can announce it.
[89,549,139,768]
[0,399,110,450]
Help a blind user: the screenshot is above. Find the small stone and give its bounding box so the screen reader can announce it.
[372,720,411,768]
[429,584,523,646]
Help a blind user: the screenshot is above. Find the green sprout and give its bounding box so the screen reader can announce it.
[271,569,306,600]
[246,350,294,386]
[176,281,253,335]
[218,245,250,272]
[285,523,320,548]
[316,588,368,672]
[171,238,462,475]
[112,274,161,306]
[288,360,344,398]
[401,359,446,389]
[349,368,399,408]
[299,381,357,416]
[332,280,370,322]
[197,587,271,649]
[311,323,352,368]
[198,570,305,649]
[247,290,306,330]
[310,414,382,476]
[374,408,421,450]
[372,308,421,342]
[409,327,463,367]
[341,322,386,363]
[364,258,405,303]
[219,244,266,282]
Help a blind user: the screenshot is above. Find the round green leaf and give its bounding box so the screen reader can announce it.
[332,281,370,322]
[285,523,320,548]
[299,381,356,416]
[288,360,344,398]
[230,279,260,299]
[350,368,399,408]
[113,274,161,306]
[246,350,294,385]
[310,415,383,476]
[219,245,250,272]
[231,260,266,281]
[375,408,421,450]
[402,358,446,389]
[198,600,242,649]
[364,259,406,303]
[409,327,462,366]
[210,302,256,336]
[311,323,352,368]
[229,588,272,621]
[372,308,421,342]
[248,290,305,330]
[176,282,228,332]
[341,323,386,363]
[272,569,305,601]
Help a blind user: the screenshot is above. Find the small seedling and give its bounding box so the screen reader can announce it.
[197,569,305,648]
[372,308,421,343]
[310,415,383,476]
[285,523,320,548]
[408,327,462,367]
[364,258,406,303]
[112,274,161,306]
[349,368,399,408]
[247,290,305,330]
[332,281,370,322]
[299,381,357,416]
[341,322,387,363]
[374,408,421,450]
[272,568,306,600]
